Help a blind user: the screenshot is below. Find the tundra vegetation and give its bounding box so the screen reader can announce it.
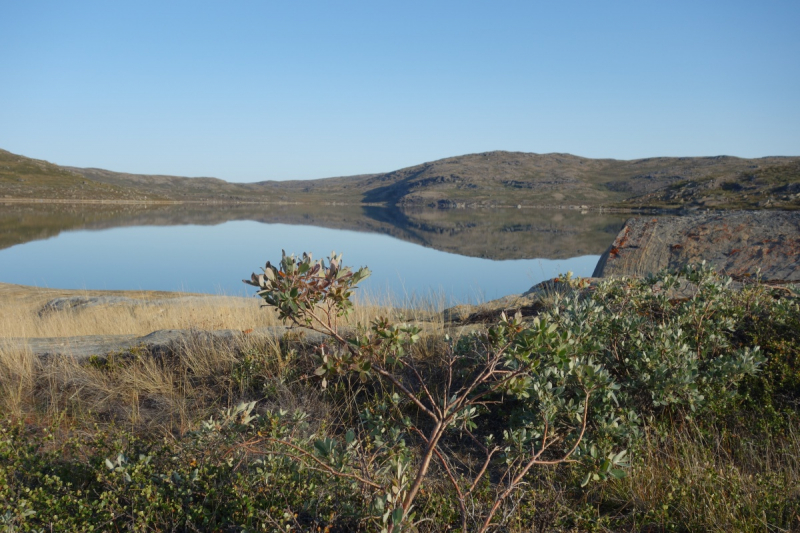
[4,147,800,209]
[0,255,798,532]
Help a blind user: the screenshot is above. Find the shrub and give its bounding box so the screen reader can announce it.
[244,253,767,531]
[545,263,767,419]
[0,254,792,532]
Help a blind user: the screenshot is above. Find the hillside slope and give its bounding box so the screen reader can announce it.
[67,151,800,207]
[622,160,800,210]
[3,148,799,207]
[349,151,800,208]
[0,149,156,201]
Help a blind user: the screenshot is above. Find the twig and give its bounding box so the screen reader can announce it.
[433,446,468,532]
[238,436,382,490]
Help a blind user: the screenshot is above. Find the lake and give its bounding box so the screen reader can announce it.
[0,203,627,304]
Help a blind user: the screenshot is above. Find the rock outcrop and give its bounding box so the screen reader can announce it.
[3,327,339,360]
[593,211,800,281]
[37,295,239,317]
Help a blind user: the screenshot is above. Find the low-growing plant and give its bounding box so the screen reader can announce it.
[243,253,781,532]
[1,253,794,531]
[546,263,767,418]
[244,252,635,531]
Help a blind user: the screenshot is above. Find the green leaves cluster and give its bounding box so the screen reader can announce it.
[545,263,767,419]
[245,252,639,531]
[244,250,370,327]
[2,254,794,531]
[241,253,786,531]
[0,414,366,532]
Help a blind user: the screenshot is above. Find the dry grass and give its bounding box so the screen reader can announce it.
[0,282,427,339]
[0,282,445,433]
[0,282,278,338]
[597,421,800,532]
[0,321,306,433]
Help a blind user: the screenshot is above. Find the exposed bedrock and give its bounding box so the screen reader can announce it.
[3,327,341,360]
[593,210,800,281]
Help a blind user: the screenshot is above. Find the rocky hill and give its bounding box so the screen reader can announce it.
[3,148,799,208]
[0,149,155,201]
[622,160,800,210]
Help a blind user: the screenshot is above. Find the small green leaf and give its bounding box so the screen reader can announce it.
[392,507,404,524]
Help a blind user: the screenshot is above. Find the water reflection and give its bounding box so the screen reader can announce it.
[1,203,626,258]
[0,203,626,302]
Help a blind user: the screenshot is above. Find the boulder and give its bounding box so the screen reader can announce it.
[442,293,542,324]
[38,296,143,316]
[593,211,800,281]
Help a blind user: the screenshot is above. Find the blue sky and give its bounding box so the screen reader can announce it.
[1,1,798,182]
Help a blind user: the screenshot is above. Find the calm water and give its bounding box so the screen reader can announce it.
[0,218,604,304]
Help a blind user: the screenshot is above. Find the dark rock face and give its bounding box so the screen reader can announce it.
[593,211,800,282]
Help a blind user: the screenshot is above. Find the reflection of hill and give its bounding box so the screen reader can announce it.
[362,207,626,259]
[0,203,627,260]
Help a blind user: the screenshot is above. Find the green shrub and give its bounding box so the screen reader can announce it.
[1,255,795,532]
[243,253,773,532]
[546,263,768,418]
[0,407,368,532]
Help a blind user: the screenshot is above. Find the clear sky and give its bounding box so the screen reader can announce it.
[1,1,798,182]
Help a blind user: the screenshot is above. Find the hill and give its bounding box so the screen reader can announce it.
[3,148,799,208]
[0,149,156,201]
[622,159,800,210]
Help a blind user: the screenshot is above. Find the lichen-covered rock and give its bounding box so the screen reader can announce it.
[593,210,800,281]
[37,295,248,317]
[442,293,543,324]
[4,326,339,360]
[522,277,601,298]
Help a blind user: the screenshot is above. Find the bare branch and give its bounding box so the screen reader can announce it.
[373,365,440,421]
[399,358,443,419]
[433,446,468,533]
[467,445,500,495]
[238,437,382,490]
[478,391,593,532]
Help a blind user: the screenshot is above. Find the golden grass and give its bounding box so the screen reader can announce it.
[0,327,283,431]
[0,282,428,339]
[0,282,447,431]
[0,283,278,338]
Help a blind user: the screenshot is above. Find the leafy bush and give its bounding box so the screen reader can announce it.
[243,253,771,532]
[1,254,796,532]
[0,407,368,532]
[546,264,767,418]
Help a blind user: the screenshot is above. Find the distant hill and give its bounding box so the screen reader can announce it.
[341,152,800,208]
[3,148,799,209]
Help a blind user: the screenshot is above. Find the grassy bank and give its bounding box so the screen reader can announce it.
[0,264,798,532]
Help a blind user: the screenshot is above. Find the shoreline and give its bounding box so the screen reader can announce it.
[1,196,673,213]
